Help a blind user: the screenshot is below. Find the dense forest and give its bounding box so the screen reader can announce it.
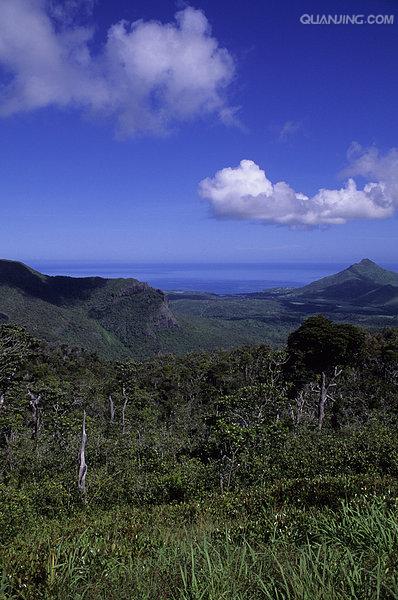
[1,316,398,599]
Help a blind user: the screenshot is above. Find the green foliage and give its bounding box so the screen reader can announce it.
[0,325,38,391]
[287,315,367,377]
[0,320,398,597]
[0,484,35,543]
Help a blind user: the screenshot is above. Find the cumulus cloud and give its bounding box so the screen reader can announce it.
[0,0,235,135]
[199,148,398,227]
[343,143,398,201]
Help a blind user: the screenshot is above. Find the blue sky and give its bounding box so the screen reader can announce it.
[0,0,397,263]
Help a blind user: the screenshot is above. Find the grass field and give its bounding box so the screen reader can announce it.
[2,491,398,599]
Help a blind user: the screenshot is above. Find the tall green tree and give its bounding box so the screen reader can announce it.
[287,316,367,429]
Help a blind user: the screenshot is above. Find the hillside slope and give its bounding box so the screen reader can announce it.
[0,259,177,359]
[289,259,398,307]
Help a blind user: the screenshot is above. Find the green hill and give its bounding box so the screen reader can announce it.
[290,259,398,307]
[0,259,177,359]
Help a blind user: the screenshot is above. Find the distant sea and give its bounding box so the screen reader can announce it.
[30,262,398,295]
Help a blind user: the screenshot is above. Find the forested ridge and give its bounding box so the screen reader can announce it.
[1,316,398,599]
[0,259,177,360]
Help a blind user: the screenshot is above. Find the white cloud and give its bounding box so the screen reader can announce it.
[199,150,398,228]
[0,1,235,135]
[343,143,398,204]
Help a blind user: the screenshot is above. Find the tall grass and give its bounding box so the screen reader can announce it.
[2,497,398,599]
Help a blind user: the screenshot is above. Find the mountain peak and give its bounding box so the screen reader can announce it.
[346,258,397,283]
[357,258,376,267]
[293,258,398,302]
[349,258,378,271]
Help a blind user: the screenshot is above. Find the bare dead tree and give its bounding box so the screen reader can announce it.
[267,350,288,387]
[219,447,240,494]
[317,372,328,431]
[78,411,87,497]
[290,389,307,428]
[27,389,41,440]
[315,367,343,430]
[109,395,115,423]
[121,385,128,434]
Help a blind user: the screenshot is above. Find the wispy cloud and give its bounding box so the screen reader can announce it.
[199,146,398,228]
[0,1,236,136]
[49,0,95,24]
[278,120,304,142]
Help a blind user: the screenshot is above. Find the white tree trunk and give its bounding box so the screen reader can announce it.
[317,368,342,431]
[122,386,128,434]
[317,371,327,430]
[78,411,87,496]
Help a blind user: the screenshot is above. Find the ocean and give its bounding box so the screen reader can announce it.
[28,261,398,295]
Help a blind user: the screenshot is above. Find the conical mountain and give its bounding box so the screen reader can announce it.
[293,259,398,306]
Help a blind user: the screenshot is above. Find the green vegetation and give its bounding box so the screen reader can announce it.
[1,317,398,598]
[1,258,398,360]
[0,259,177,360]
[294,258,398,302]
[2,494,398,599]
